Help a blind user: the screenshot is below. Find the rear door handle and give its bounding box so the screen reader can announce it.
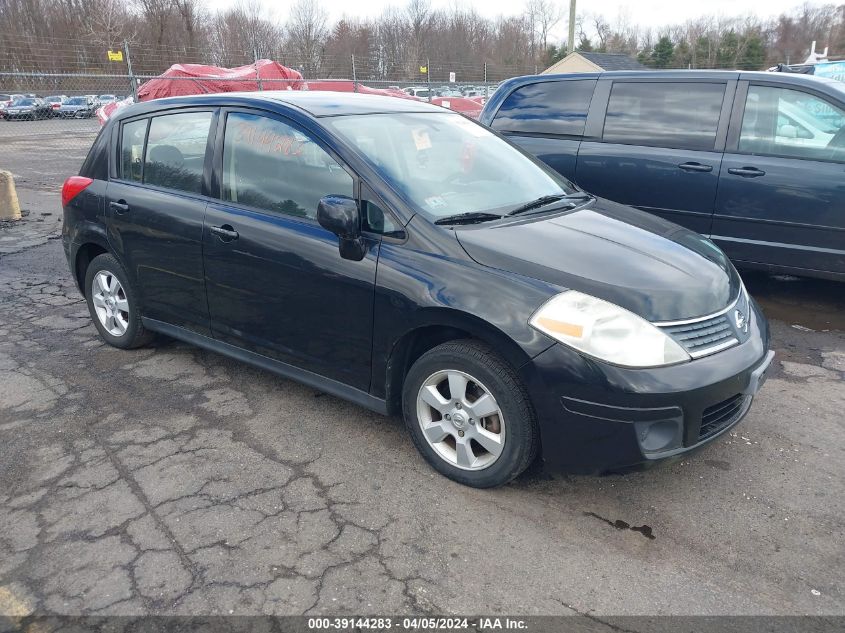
[209,224,239,242]
[109,200,130,214]
[678,162,713,173]
[727,167,766,178]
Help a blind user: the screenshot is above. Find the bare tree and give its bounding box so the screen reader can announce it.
[287,0,329,73]
[526,0,563,54]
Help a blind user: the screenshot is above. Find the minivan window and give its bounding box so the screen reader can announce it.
[492,80,596,136]
[739,85,845,162]
[144,112,212,194]
[325,112,574,219]
[603,82,726,151]
[222,112,353,220]
[120,119,148,183]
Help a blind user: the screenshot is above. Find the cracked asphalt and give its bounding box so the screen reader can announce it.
[0,124,843,619]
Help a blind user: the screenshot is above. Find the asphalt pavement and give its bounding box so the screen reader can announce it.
[0,120,842,621]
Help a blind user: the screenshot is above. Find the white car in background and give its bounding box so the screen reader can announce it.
[404,86,432,98]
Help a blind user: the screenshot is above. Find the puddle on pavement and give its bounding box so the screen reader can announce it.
[742,272,845,332]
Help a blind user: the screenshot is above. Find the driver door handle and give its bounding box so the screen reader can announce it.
[209,224,239,242]
[727,167,766,178]
[678,162,713,172]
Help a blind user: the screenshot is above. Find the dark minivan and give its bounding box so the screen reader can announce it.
[481,70,845,281]
[63,92,772,488]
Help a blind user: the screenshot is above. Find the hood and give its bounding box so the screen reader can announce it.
[455,198,741,322]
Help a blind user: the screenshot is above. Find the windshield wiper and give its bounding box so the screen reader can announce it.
[506,193,592,217]
[434,212,503,225]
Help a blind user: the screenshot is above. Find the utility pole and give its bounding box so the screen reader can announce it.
[568,0,577,54]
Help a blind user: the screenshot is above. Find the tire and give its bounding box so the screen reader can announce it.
[84,253,153,349]
[402,339,539,488]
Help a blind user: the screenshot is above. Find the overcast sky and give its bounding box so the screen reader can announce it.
[206,0,829,41]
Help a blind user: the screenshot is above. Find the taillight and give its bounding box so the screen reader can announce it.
[61,176,93,207]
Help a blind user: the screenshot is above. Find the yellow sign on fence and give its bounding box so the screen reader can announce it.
[107,50,124,62]
[419,65,427,74]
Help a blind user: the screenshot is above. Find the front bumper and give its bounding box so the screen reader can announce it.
[519,299,772,474]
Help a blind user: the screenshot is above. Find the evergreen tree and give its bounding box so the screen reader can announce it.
[739,34,766,70]
[651,35,675,68]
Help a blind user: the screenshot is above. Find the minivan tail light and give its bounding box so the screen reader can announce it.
[61,176,93,207]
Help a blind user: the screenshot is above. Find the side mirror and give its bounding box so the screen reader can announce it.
[317,195,365,261]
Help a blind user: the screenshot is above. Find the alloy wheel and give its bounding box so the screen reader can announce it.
[416,369,505,471]
[91,270,130,337]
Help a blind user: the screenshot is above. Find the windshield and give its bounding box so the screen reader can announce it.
[14,99,35,106]
[67,97,87,105]
[324,112,574,219]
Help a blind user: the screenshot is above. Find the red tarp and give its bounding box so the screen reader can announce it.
[136,60,303,101]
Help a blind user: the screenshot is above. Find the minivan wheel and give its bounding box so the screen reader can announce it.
[402,339,539,488]
[84,253,152,349]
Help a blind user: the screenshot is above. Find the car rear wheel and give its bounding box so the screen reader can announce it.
[402,339,539,488]
[84,253,152,349]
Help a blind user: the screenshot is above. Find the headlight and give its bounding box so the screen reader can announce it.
[529,291,690,368]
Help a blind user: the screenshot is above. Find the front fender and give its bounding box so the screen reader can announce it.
[370,223,560,401]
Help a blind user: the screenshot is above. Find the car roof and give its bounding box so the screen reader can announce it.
[116,91,446,120]
[499,68,845,91]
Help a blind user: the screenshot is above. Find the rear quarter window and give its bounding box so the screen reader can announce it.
[491,80,597,136]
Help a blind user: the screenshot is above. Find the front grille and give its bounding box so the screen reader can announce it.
[659,314,738,358]
[699,394,748,440]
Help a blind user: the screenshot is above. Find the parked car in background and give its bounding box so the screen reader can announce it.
[0,93,24,118]
[481,70,845,280]
[45,95,69,116]
[4,97,52,120]
[58,96,97,118]
[62,92,772,488]
[404,86,432,98]
[98,94,117,105]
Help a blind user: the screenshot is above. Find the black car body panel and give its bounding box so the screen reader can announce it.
[63,91,772,475]
[480,70,845,281]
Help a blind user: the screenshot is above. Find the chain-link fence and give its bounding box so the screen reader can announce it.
[0,33,809,194]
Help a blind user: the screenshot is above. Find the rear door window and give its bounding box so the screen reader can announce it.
[738,85,845,162]
[603,82,726,151]
[143,112,213,194]
[492,80,596,136]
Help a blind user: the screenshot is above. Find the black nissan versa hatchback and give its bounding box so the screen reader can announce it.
[62,92,774,488]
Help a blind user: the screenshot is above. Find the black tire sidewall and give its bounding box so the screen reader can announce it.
[84,253,146,349]
[402,342,537,488]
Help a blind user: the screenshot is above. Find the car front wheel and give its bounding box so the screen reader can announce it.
[403,339,539,488]
[84,253,152,349]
